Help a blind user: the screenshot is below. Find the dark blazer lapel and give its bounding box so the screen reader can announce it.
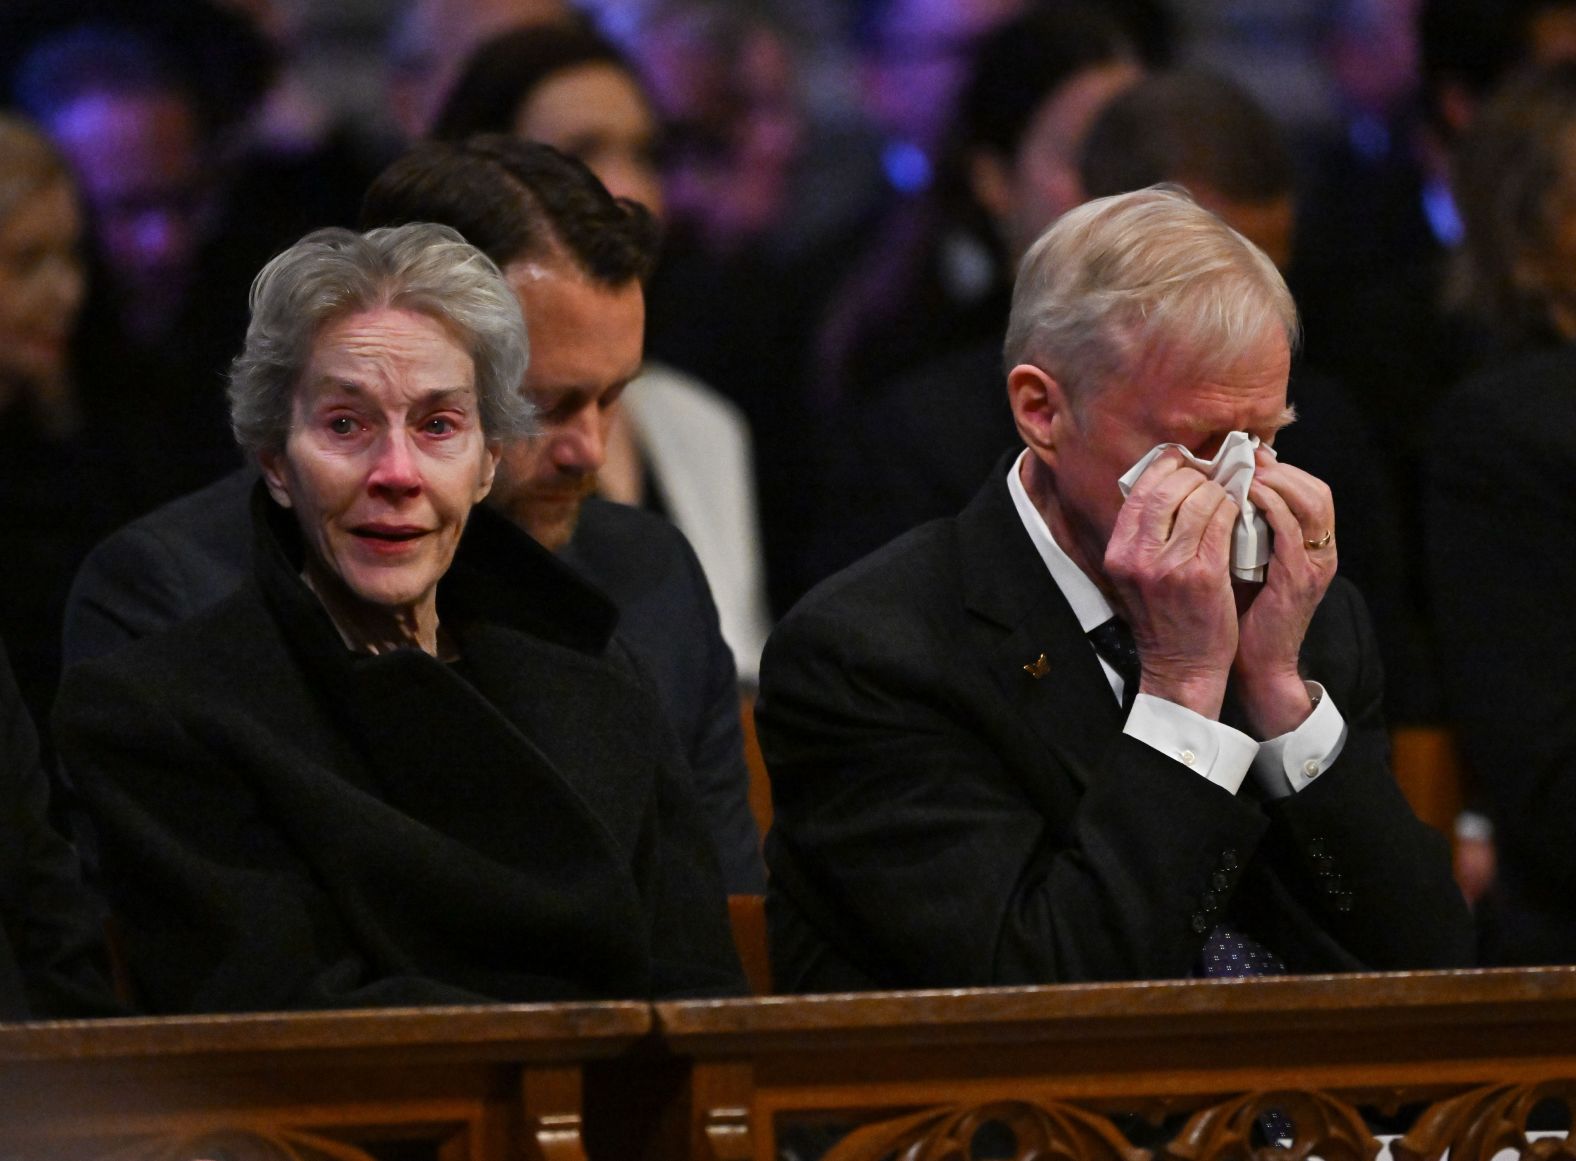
[956,465,1125,789]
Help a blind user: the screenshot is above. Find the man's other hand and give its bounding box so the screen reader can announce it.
[1233,448,1337,736]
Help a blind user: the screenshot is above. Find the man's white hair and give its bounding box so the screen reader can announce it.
[1004,185,1299,412]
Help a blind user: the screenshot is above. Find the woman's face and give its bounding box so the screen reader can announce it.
[259,307,498,618]
[513,62,666,219]
[0,179,85,386]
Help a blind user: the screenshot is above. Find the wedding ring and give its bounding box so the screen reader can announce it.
[1304,529,1333,550]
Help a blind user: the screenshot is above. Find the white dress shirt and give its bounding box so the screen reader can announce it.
[1006,451,1346,797]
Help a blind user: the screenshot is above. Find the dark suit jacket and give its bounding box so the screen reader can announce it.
[1426,345,1576,965]
[0,638,120,1020]
[63,469,763,893]
[55,495,744,1013]
[758,464,1473,992]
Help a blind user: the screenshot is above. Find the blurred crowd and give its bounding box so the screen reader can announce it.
[2,0,1576,971]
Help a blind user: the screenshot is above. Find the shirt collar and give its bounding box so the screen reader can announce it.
[1005,448,1114,634]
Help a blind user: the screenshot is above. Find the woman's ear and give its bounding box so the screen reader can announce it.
[476,442,500,502]
[257,448,295,509]
[1007,363,1071,466]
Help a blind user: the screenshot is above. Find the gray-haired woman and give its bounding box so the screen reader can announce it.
[56,224,743,1013]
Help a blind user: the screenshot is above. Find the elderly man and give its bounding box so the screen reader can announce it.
[63,138,763,894]
[758,188,1474,992]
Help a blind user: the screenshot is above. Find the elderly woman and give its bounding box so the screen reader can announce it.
[55,223,743,1012]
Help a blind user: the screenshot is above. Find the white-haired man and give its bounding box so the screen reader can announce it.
[758,187,1473,992]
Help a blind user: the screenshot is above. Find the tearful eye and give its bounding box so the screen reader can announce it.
[328,416,358,436]
[424,416,456,435]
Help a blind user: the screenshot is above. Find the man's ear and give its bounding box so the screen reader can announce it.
[1007,363,1072,465]
[257,447,295,509]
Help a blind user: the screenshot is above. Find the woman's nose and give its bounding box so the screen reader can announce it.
[368,431,422,492]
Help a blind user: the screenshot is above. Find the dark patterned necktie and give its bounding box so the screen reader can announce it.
[1087,616,1141,710]
[1198,924,1286,977]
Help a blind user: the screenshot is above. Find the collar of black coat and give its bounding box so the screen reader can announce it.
[248,481,620,662]
[958,449,1077,633]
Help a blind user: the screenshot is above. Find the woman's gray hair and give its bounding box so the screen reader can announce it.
[228,223,535,454]
[1004,185,1299,414]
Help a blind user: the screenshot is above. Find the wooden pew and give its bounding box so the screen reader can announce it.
[653,966,1576,1161]
[0,1001,649,1160]
[7,969,1576,1159]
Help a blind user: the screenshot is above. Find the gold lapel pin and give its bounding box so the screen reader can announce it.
[1023,653,1051,679]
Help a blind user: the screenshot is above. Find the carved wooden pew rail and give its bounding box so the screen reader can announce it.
[3,969,1576,1161]
[0,1001,650,1161]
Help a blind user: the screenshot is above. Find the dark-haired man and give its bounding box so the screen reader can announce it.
[63,138,763,893]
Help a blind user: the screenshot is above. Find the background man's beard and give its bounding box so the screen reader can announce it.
[511,473,598,551]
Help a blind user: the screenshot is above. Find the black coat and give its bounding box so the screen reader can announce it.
[1426,345,1576,966]
[758,464,1474,992]
[56,493,744,1013]
[0,638,119,1020]
[62,469,764,893]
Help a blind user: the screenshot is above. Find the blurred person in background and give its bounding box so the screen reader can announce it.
[850,0,1029,199]
[14,22,240,499]
[385,0,571,141]
[1297,0,1576,526]
[0,114,125,736]
[803,2,1140,594]
[614,0,876,621]
[8,6,353,509]
[811,2,1144,415]
[435,23,771,679]
[6,0,378,335]
[1427,61,1576,964]
[633,0,807,261]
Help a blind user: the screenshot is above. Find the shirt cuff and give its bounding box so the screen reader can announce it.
[1124,693,1259,794]
[1251,681,1349,799]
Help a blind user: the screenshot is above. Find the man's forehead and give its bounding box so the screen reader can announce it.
[1171,403,1297,433]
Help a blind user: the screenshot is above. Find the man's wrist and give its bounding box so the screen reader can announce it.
[1138,671,1228,720]
[1238,670,1314,739]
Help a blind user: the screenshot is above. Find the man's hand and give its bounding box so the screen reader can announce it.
[1103,449,1240,719]
[1234,449,1338,736]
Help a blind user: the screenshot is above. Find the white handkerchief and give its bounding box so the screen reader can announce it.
[1116,431,1276,583]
